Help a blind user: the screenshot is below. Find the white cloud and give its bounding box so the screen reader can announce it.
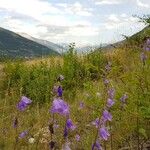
[136,0,149,8]
[66,26,99,36]
[120,13,128,18]
[69,2,92,16]
[0,0,61,20]
[1,17,40,37]
[57,2,93,16]
[95,0,122,5]
[108,14,120,22]
[104,14,140,30]
[0,0,148,45]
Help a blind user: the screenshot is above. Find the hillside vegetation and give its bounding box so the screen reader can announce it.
[0,26,150,150]
[0,27,59,59]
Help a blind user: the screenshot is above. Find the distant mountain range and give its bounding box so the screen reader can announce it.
[18,34,99,54]
[18,32,65,53]
[0,27,60,58]
[59,43,104,53]
[1,25,149,59]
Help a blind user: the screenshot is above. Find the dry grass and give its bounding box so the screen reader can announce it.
[25,56,63,67]
[0,63,4,77]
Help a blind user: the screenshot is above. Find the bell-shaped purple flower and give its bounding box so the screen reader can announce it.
[17,96,32,111]
[99,127,110,141]
[92,118,99,128]
[92,141,102,150]
[144,38,150,51]
[57,86,63,97]
[120,94,128,103]
[75,134,80,141]
[79,101,84,109]
[64,126,68,138]
[145,47,150,51]
[108,88,115,99]
[66,119,76,130]
[102,110,112,122]
[19,130,28,138]
[50,98,69,116]
[64,119,76,138]
[105,62,111,72]
[103,79,109,85]
[107,98,115,108]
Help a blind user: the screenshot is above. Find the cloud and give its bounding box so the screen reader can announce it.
[94,0,122,5]
[0,0,61,20]
[57,2,93,16]
[0,0,93,29]
[66,26,99,36]
[0,0,148,45]
[104,14,140,30]
[36,24,98,38]
[136,0,150,8]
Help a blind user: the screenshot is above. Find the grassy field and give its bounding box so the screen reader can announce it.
[0,43,150,150]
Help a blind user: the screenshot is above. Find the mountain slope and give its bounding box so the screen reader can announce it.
[18,32,65,53]
[125,25,150,46]
[100,26,150,51]
[0,27,59,58]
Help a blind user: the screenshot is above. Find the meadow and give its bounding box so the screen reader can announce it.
[0,41,150,150]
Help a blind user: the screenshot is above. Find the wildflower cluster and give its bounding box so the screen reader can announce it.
[13,96,32,149]
[92,62,115,149]
[49,75,76,149]
[14,96,32,131]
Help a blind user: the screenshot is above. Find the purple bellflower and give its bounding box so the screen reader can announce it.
[120,94,128,103]
[145,47,150,51]
[108,88,115,99]
[105,62,111,72]
[50,98,69,116]
[92,141,102,150]
[107,98,115,108]
[102,110,112,122]
[19,130,28,138]
[144,38,150,51]
[103,79,110,85]
[79,101,84,109]
[66,119,76,130]
[57,86,63,97]
[99,127,110,141]
[17,96,32,111]
[75,134,80,141]
[92,118,99,128]
[64,119,76,138]
[64,126,68,138]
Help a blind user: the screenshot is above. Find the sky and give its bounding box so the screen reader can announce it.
[0,0,150,46]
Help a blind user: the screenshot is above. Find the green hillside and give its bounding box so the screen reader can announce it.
[0,27,59,58]
[101,25,150,51]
